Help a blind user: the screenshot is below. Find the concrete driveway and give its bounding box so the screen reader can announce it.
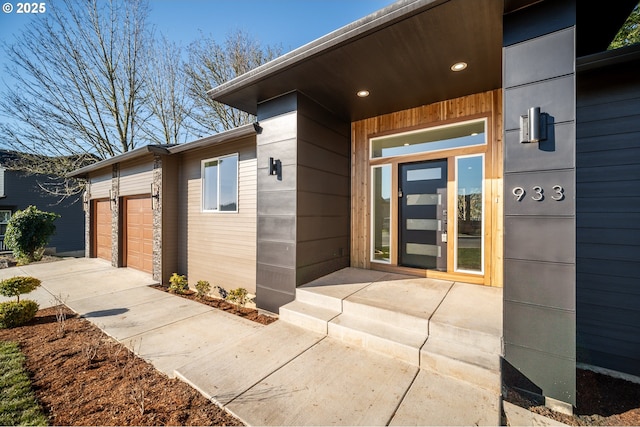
[0,257,502,426]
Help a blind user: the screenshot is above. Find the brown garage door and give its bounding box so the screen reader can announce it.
[125,196,153,273]
[93,199,112,261]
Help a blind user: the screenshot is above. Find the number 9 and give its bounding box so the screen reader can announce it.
[512,186,525,202]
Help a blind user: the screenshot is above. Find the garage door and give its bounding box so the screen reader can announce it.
[94,200,112,261]
[125,196,153,273]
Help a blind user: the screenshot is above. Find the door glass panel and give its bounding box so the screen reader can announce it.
[456,155,483,273]
[406,219,440,231]
[407,168,441,181]
[372,165,391,263]
[406,194,440,206]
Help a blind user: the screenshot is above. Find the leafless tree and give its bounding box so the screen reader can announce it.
[0,0,151,195]
[184,29,282,135]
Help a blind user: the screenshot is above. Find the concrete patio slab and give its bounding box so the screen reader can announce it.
[226,337,419,426]
[389,369,501,426]
[298,267,390,300]
[176,322,325,406]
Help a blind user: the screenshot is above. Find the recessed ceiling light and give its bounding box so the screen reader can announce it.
[357,90,370,97]
[451,62,467,72]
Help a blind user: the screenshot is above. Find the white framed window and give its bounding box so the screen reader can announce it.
[0,209,11,236]
[371,164,392,263]
[202,153,239,213]
[454,154,484,274]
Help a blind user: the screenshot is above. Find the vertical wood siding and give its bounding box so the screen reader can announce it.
[576,63,640,377]
[351,89,503,287]
[178,137,257,293]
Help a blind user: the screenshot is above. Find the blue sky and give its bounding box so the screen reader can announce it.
[0,0,395,69]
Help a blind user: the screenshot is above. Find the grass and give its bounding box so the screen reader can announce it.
[457,248,482,270]
[0,341,49,426]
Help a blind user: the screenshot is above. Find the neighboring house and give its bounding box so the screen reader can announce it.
[0,151,85,256]
[68,0,640,414]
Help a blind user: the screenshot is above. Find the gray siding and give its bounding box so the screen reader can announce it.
[502,0,577,406]
[255,92,350,313]
[0,170,84,253]
[576,58,640,377]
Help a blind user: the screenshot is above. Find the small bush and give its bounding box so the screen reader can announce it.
[0,276,41,302]
[168,273,188,294]
[0,300,39,328]
[195,280,211,299]
[4,205,59,263]
[226,288,253,310]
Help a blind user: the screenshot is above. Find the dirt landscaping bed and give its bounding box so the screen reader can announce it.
[0,306,244,426]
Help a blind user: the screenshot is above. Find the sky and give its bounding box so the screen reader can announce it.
[0,0,395,75]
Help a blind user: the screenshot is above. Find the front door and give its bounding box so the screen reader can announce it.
[399,160,447,270]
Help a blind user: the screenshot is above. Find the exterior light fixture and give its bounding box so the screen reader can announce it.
[520,106,548,143]
[357,90,370,97]
[451,62,467,71]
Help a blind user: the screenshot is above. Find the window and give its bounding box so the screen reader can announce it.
[370,118,486,159]
[371,165,391,263]
[455,155,484,273]
[202,154,238,212]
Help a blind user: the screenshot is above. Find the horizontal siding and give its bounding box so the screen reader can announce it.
[576,63,640,376]
[119,157,154,197]
[88,171,111,199]
[179,137,257,293]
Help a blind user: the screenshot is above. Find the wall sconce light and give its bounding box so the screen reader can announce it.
[109,189,117,210]
[520,106,548,143]
[269,157,282,180]
[82,191,90,212]
[151,183,160,210]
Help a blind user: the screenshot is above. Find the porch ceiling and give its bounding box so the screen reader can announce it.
[208,0,503,122]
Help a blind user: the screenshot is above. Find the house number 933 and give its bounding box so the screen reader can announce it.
[512,185,565,202]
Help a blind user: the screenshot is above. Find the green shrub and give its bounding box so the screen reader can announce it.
[195,280,211,299]
[0,300,39,328]
[226,288,253,310]
[0,276,41,302]
[168,273,188,294]
[4,205,59,264]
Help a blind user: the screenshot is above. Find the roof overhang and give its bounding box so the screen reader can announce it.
[67,123,257,178]
[208,0,503,122]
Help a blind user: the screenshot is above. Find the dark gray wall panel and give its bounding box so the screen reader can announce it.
[504,301,575,357]
[504,259,575,310]
[297,166,350,196]
[298,216,350,242]
[257,189,297,216]
[504,170,575,216]
[258,216,296,242]
[504,27,575,88]
[257,240,296,269]
[298,192,350,217]
[504,75,575,131]
[503,343,575,404]
[504,217,575,263]
[503,2,577,406]
[504,123,575,173]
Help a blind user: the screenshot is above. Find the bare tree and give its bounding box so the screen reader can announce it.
[0,0,151,195]
[184,30,282,135]
[143,36,194,145]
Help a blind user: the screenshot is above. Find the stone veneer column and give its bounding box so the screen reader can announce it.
[111,164,119,267]
[151,155,162,282]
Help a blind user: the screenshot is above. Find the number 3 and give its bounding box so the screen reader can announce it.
[531,186,543,201]
[552,185,565,201]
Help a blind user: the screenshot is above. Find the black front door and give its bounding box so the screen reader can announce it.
[399,160,448,270]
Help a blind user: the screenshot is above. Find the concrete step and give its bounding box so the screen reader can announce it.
[279,300,340,334]
[429,317,502,355]
[295,287,343,312]
[420,337,501,392]
[341,299,430,335]
[328,313,428,366]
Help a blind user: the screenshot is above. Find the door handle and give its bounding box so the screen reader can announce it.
[398,188,403,198]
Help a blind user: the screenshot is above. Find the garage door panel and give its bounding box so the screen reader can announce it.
[126,196,153,274]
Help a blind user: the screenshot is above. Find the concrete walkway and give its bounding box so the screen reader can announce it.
[1,257,502,426]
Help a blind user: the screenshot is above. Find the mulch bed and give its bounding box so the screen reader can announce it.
[504,370,640,426]
[149,284,277,325]
[0,306,244,426]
